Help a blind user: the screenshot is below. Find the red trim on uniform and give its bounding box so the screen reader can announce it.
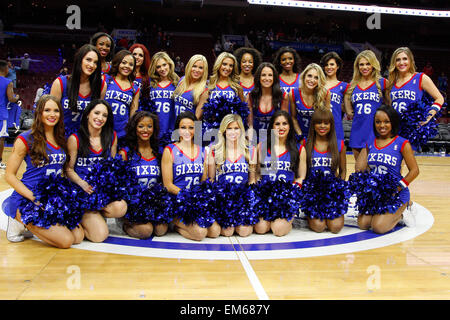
[227,154,243,163]
[120,148,128,161]
[141,155,156,162]
[328,81,342,91]
[58,77,64,93]
[343,82,350,94]
[240,82,254,90]
[357,81,375,91]
[174,144,200,161]
[46,140,60,150]
[279,73,299,86]
[71,133,80,150]
[112,131,117,147]
[400,139,409,153]
[165,145,174,161]
[394,72,417,89]
[17,135,29,152]
[158,82,172,89]
[419,72,424,91]
[299,90,313,109]
[298,144,304,155]
[217,84,230,90]
[113,77,133,91]
[374,135,399,150]
[313,145,328,154]
[258,104,274,115]
[89,146,103,154]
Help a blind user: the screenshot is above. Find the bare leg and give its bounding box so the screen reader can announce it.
[81,210,109,242]
[271,218,293,236]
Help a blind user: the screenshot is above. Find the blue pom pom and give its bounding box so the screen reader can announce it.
[173,180,217,228]
[19,173,83,230]
[299,170,350,221]
[398,98,443,150]
[125,183,175,224]
[202,96,250,132]
[348,171,403,215]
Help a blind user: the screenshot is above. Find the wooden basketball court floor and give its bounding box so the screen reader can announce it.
[0,146,449,301]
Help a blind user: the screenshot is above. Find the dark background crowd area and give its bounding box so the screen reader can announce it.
[0,0,449,116]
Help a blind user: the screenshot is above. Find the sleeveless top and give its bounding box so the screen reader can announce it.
[165,143,204,190]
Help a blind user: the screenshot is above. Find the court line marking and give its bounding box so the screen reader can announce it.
[230,236,269,300]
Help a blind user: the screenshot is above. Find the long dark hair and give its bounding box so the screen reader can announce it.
[77,99,115,159]
[68,44,103,113]
[266,110,300,176]
[305,108,339,175]
[29,95,67,167]
[124,111,160,161]
[90,32,115,62]
[250,62,283,111]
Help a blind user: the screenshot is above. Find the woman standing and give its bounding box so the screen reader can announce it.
[5,95,84,248]
[273,46,302,100]
[161,111,221,241]
[233,47,262,98]
[104,50,140,147]
[386,47,444,125]
[320,51,349,142]
[172,54,208,118]
[148,51,180,139]
[50,44,106,137]
[344,50,386,160]
[247,62,289,138]
[129,43,151,107]
[355,105,419,233]
[90,32,115,74]
[290,63,331,139]
[66,99,127,243]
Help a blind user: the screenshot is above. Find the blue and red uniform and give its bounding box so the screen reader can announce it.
[173,89,195,117]
[208,84,239,101]
[213,147,255,185]
[280,73,300,114]
[240,82,254,99]
[120,146,161,188]
[328,81,349,141]
[149,82,176,138]
[165,143,204,190]
[367,135,410,206]
[390,72,425,114]
[349,78,386,149]
[104,75,140,140]
[310,139,344,175]
[57,75,106,136]
[261,144,303,182]
[291,87,315,137]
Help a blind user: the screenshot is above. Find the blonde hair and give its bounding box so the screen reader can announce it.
[148,51,180,88]
[208,52,241,95]
[300,63,329,109]
[346,50,383,100]
[386,47,416,104]
[212,114,250,174]
[173,54,208,105]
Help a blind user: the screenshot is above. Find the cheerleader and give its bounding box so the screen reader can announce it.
[256,110,306,236]
[129,43,151,105]
[247,62,289,141]
[50,44,106,137]
[104,50,140,147]
[301,108,347,233]
[172,54,208,118]
[161,111,221,241]
[119,111,168,238]
[65,99,127,243]
[273,46,302,100]
[90,32,115,74]
[290,63,331,139]
[355,105,419,234]
[148,51,180,139]
[207,114,257,237]
[4,95,84,248]
[233,47,263,98]
[320,51,349,142]
[197,52,245,120]
[344,50,386,160]
[386,47,444,124]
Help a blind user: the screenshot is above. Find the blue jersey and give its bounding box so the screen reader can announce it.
[72,132,116,181]
[6,131,67,218]
[280,73,300,114]
[253,102,277,131]
[213,148,255,185]
[261,144,303,182]
[173,89,195,117]
[0,76,12,121]
[349,78,386,149]
[311,139,344,175]
[134,76,143,92]
[209,84,238,101]
[121,146,161,188]
[58,75,105,136]
[328,81,349,141]
[292,87,315,137]
[367,135,410,205]
[240,82,254,98]
[165,143,204,190]
[390,72,424,114]
[104,75,140,139]
[150,82,176,138]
